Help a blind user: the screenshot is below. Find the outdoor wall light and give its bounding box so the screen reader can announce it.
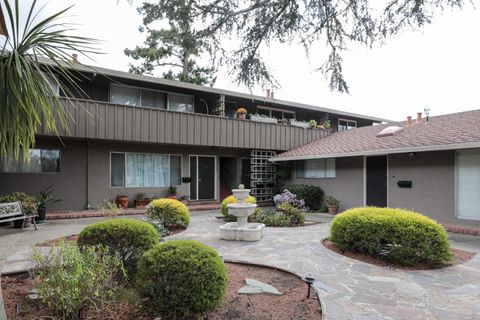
[305,275,315,298]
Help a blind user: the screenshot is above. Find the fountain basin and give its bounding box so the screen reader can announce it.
[231,188,251,202]
[226,203,257,218]
[219,222,265,241]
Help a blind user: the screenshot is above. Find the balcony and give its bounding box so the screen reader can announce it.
[38,98,330,151]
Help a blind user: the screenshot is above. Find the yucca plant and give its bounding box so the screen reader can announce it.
[0,0,98,161]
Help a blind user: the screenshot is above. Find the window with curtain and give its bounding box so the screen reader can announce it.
[296,159,336,178]
[0,149,60,173]
[168,94,194,112]
[142,89,166,109]
[110,153,181,187]
[257,106,295,119]
[110,84,141,106]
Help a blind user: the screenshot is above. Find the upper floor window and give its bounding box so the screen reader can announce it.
[257,106,295,120]
[110,84,181,110]
[168,93,193,113]
[296,159,336,178]
[338,119,357,131]
[1,149,61,173]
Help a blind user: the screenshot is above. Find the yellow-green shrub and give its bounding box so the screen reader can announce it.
[78,219,158,277]
[136,240,227,318]
[147,198,190,228]
[220,195,256,221]
[330,207,451,267]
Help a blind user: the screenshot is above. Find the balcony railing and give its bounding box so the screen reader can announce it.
[38,98,330,151]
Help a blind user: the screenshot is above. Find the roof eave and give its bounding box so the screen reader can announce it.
[270,141,480,162]
[38,58,390,123]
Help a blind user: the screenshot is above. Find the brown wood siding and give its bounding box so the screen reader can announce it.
[39,98,330,151]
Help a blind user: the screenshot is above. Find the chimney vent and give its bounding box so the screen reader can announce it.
[407,116,412,127]
[416,112,423,125]
[72,53,78,62]
[266,89,271,98]
[271,89,274,99]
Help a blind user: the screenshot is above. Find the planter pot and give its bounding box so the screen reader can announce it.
[238,113,247,120]
[116,197,129,209]
[134,199,151,209]
[250,115,278,124]
[290,120,311,129]
[168,195,177,200]
[181,199,189,205]
[327,205,339,215]
[36,207,47,223]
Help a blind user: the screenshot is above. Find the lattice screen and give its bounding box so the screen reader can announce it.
[250,150,276,204]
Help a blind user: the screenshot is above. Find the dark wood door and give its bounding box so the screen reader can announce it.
[366,156,388,207]
[198,156,216,200]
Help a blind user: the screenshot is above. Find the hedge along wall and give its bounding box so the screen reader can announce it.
[330,207,451,267]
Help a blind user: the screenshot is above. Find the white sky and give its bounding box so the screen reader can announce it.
[5,0,480,121]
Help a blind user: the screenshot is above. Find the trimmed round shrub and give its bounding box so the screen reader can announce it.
[284,185,324,210]
[136,240,228,318]
[78,219,159,277]
[221,195,256,221]
[146,198,190,228]
[330,207,451,267]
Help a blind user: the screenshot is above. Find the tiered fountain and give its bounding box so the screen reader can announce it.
[220,185,265,241]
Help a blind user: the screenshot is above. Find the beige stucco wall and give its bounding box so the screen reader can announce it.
[293,156,365,211]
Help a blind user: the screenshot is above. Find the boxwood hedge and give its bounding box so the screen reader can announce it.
[78,219,159,277]
[136,240,227,318]
[330,207,451,267]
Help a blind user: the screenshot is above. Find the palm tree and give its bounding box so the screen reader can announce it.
[0,0,98,160]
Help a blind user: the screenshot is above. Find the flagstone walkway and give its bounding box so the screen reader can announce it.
[1,211,479,320]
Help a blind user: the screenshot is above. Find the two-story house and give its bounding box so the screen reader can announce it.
[0,60,385,210]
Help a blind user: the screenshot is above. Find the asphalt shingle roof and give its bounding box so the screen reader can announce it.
[272,109,480,161]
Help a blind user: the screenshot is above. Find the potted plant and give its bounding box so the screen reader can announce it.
[318,119,331,129]
[237,107,248,119]
[37,185,61,223]
[168,186,177,199]
[325,196,340,215]
[134,192,151,208]
[116,194,129,209]
[309,119,317,128]
[278,118,289,125]
[179,195,189,205]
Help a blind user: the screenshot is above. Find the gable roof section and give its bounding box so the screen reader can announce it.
[272,109,480,161]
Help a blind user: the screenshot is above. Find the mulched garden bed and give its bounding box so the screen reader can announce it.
[323,238,475,270]
[2,262,322,320]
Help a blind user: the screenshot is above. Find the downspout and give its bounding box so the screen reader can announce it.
[86,140,91,209]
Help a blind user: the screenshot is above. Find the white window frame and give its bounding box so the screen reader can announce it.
[295,159,336,179]
[338,118,357,131]
[109,151,183,188]
[257,105,295,119]
[109,84,194,112]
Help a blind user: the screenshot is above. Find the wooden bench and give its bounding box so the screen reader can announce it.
[0,201,38,230]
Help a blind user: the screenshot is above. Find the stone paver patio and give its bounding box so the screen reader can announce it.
[1,211,479,320]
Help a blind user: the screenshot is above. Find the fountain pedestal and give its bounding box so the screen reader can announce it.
[219,185,265,241]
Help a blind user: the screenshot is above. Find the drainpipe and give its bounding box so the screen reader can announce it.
[86,140,91,209]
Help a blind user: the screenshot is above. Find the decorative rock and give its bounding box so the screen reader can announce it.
[238,278,282,295]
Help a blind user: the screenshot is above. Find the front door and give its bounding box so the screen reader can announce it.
[190,156,216,200]
[366,156,388,207]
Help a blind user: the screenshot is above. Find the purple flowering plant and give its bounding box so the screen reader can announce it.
[273,189,309,211]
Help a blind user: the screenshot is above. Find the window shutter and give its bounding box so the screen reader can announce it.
[456,150,480,220]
